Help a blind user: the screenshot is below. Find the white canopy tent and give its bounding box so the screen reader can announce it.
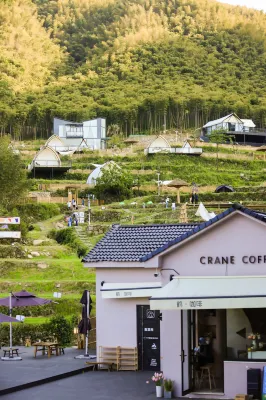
[150,276,266,310]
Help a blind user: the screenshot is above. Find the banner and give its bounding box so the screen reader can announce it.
[0,232,21,239]
[0,217,20,224]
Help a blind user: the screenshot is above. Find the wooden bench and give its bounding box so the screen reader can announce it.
[3,348,19,357]
[85,361,117,371]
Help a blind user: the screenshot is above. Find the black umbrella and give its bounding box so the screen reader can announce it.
[76,290,93,359]
[78,290,92,336]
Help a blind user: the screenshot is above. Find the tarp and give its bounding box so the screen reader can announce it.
[195,202,216,221]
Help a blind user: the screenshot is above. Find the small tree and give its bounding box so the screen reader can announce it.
[94,164,133,203]
[0,136,28,209]
[209,129,232,170]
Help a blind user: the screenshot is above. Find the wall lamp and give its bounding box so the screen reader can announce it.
[154,268,180,280]
[101,281,105,287]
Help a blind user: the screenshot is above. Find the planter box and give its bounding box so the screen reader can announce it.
[164,391,172,399]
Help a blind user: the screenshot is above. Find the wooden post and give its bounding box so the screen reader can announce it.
[177,188,180,204]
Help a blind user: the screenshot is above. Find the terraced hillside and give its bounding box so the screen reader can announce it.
[0,137,265,347]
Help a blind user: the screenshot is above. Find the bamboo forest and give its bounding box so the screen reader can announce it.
[1,0,266,138]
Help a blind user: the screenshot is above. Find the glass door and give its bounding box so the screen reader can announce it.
[181,310,195,395]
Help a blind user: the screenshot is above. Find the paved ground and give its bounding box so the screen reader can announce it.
[1,370,155,400]
[0,346,96,392]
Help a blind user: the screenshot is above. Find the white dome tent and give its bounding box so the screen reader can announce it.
[86,161,120,185]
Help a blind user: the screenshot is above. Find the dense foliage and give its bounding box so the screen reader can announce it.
[2,0,266,137]
[94,164,133,202]
[49,227,88,257]
[0,137,27,209]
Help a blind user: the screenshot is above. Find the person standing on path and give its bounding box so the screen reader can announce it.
[191,183,199,205]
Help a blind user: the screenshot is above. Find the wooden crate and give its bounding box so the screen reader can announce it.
[117,346,138,371]
[99,346,119,370]
[98,346,138,371]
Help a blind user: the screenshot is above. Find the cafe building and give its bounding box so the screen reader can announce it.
[83,204,266,397]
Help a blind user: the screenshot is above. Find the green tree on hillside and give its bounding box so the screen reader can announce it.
[0,137,28,209]
[94,164,133,203]
[209,129,234,170]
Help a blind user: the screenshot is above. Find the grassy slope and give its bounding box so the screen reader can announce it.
[1,140,265,327]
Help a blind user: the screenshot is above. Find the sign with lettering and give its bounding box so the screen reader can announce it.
[102,286,161,299]
[151,296,266,310]
[200,255,266,265]
[137,305,161,371]
[0,231,21,239]
[0,217,20,225]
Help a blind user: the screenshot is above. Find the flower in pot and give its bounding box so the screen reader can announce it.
[151,372,164,398]
[164,379,174,399]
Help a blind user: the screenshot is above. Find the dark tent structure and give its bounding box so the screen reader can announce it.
[215,185,235,193]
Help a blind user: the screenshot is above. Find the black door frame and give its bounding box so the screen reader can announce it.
[137,305,161,371]
[181,310,195,395]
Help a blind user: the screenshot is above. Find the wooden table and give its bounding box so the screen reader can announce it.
[32,342,59,358]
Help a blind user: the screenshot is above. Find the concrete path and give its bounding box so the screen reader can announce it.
[1,370,155,400]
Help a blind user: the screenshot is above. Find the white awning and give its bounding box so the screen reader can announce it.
[101,282,162,299]
[150,276,266,310]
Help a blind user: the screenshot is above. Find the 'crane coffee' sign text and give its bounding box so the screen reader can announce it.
[200,255,266,265]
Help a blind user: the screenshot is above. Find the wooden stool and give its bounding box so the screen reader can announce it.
[199,364,216,390]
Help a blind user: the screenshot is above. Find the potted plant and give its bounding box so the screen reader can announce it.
[164,379,174,398]
[151,372,164,398]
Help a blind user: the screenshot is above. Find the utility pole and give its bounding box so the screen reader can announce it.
[88,195,91,226]
[157,172,161,196]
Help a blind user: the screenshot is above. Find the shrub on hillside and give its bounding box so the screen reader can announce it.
[48,228,88,258]
[16,203,65,223]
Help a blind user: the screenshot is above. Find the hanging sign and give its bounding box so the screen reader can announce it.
[0,217,20,224]
[0,232,21,239]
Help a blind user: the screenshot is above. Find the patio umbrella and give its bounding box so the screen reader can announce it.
[0,290,52,360]
[75,290,95,359]
[166,178,189,204]
[0,313,21,324]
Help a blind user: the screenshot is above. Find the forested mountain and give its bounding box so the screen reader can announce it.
[1,0,266,138]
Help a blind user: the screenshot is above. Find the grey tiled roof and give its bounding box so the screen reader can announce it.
[83,223,198,263]
[82,204,266,264]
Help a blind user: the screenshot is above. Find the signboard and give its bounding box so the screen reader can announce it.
[137,305,161,371]
[150,296,266,310]
[0,217,20,225]
[0,232,21,239]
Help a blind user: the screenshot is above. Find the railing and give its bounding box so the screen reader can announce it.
[28,160,72,170]
[145,147,202,155]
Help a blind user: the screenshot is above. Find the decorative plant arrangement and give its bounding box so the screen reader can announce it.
[149,372,164,397]
[247,333,263,351]
[164,379,174,398]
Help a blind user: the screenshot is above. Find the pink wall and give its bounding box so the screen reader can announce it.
[161,213,266,277]
[96,268,160,352]
[224,361,265,397]
[161,310,182,395]
[92,212,266,397]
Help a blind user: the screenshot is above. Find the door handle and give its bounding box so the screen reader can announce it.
[180,350,187,363]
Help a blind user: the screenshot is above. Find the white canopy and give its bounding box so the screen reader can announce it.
[150,276,266,310]
[101,282,162,299]
[241,119,256,128]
